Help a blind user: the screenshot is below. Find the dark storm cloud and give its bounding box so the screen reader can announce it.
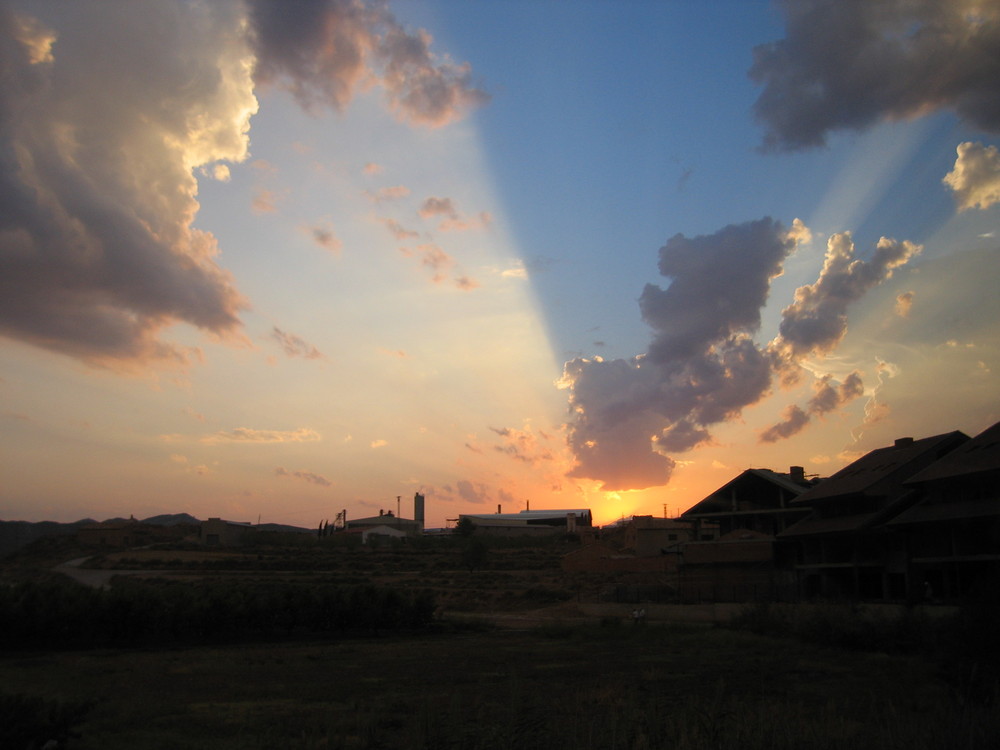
[752,0,1000,150]
[640,218,794,363]
[561,218,799,490]
[0,2,253,368]
[246,0,488,127]
[561,215,918,490]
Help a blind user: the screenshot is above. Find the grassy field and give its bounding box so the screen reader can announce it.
[2,534,998,749]
[2,620,998,750]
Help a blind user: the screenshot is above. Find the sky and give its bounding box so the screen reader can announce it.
[2,0,999,529]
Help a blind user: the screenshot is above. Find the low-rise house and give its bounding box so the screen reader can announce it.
[681,467,815,537]
[779,431,969,600]
[199,517,254,547]
[345,510,422,536]
[78,518,155,548]
[624,516,711,557]
[677,528,791,602]
[360,524,411,544]
[460,508,592,536]
[669,467,814,601]
[561,540,674,574]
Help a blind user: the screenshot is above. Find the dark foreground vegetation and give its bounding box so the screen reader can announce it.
[2,617,998,750]
[0,576,435,648]
[1,534,998,749]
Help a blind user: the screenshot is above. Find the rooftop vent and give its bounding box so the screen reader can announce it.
[894,437,914,447]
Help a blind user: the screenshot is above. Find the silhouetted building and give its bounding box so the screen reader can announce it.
[78,519,153,548]
[199,518,254,547]
[624,515,713,557]
[460,508,592,536]
[889,421,1000,600]
[78,517,191,548]
[681,467,815,537]
[345,510,421,536]
[779,431,970,600]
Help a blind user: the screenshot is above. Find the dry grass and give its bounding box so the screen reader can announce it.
[3,624,996,749]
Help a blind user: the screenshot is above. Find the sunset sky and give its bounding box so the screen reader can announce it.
[2,0,999,529]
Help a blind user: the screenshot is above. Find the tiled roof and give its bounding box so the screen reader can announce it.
[905,421,1000,484]
[792,431,968,503]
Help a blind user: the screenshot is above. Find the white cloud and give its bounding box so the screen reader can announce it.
[943,141,1000,211]
[0,2,256,368]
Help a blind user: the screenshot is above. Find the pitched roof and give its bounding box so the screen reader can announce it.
[792,431,968,504]
[682,468,808,516]
[904,421,1000,484]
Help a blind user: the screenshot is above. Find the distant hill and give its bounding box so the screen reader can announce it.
[142,513,202,526]
[0,514,312,557]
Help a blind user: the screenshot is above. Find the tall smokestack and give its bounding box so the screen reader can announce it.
[497,504,501,514]
[413,492,425,532]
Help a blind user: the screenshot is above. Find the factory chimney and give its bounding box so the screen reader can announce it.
[413,492,425,532]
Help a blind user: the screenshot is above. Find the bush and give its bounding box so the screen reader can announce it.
[0,577,437,649]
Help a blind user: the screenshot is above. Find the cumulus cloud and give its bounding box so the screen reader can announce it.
[895,290,915,317]
[399,242,474,287]
[415,243,453,280]
[252,188,280,214]
[759,371,864,442]
[369,185,410,202]
[419,196,458,220]
[440,212,492,233]
[943,141,1000,210]
[500,261,528,280]
[560,216,912,491]
[752,0,1000,150]
[489,425,555,465]
[1,1,486,372]
[418,196,490,232]
[456,479,489,504]
[246,0,487,127]
[759,405,811,444]
[275,466,332,487]
[271,327,324,360]
[560,218,800,490]
[307,224,342,254]
[773,233,921,360]
[379,217,420,241]
[0,2,255,368]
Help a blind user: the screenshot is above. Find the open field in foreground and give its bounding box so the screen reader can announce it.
[2,621,998,750]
